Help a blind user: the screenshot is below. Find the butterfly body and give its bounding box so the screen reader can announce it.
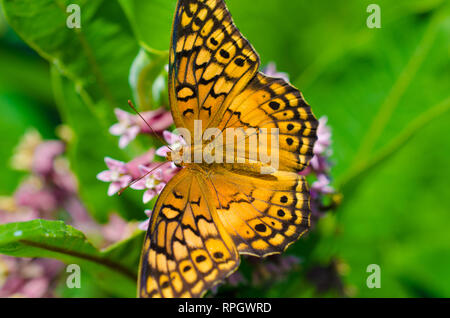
[138,0,319,298]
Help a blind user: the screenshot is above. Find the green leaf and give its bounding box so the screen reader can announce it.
[0,92,56,194]
[102,231,145,272]
[51,67,146,223]
[0,220,139,297]
[1,0,139,108]
[118,0,177,53]
[0,45,53,105]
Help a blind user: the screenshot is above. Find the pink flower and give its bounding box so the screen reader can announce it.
[311,174,335,196]
[0,257,63,298]
[131,165,167,204]
[101,213,136,244]
[125,150,156,179]
[96,157,132,196]
[0,200,38,224]
[309,155,330,174]
[32,141,65,177]
[139,108,174,134]
[263,62,290,82]
[109,109,140,149]
[20,277,49,298]
[14,180,58,216]
[138,209,153,231]
[109,108,173,149]
[97,150,178,200]
[314,117,332,156]
[156,130,186,158]
[300,116,332,176]
[127,154,179,203]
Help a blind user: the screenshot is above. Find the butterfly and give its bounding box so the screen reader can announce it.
[138,0,318,298]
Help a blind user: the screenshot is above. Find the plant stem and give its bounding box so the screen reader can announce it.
[339,96,450,193]
[351,13,442,166]
[20,239,137,281]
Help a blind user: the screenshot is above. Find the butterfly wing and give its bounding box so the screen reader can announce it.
[207,165,310,256]
[218,72,319,173]
[169,0,260,137]
[205,70,318,257]
[196,2,319,256]
[138,168,239,298]
[169,0,318,171]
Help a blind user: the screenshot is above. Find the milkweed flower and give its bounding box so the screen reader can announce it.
[101,213,139,244]
[10,129,42,172]
[311,174,335,195]
[131,161,179,204]
[156,130,187,158]
[138,209,153,231]
[131,165,166,204]
[0,257,63,298]
[263,62,290,82]
[314,117,332,156]
[32,141,66,177]
[109,107,173,149]
[300,116,333,176]
[97,149,178,203]
[9,135,84,219]
[96,158,133,196]
[302,117,337,226]
[14,179,59,216]
[3,130,147,298]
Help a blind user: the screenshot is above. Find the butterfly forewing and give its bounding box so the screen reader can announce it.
[169,0,260,138]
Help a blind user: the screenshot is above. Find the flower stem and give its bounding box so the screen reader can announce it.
[351,12,442,167]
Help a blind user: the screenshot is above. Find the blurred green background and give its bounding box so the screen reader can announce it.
[0,0,449,297]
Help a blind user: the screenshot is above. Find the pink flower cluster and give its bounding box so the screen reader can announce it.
[98,107,179,229]
[1,131,138,297]
[109,108,173,149]
[8,137,81,219]
[300,116,337,225]
[0,257,63,298]
[97,150,178,204]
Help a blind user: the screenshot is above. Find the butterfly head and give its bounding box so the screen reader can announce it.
[165,143,186,168]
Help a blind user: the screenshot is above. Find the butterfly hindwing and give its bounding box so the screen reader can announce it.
[139,168,239,298]
[169,0,260,137]
[207,165,310,256]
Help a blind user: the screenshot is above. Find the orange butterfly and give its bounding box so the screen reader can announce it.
[138,0,318,298]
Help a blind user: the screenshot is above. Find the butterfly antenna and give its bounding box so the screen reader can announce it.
[118,162,167,196]
[127,100,173,151]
